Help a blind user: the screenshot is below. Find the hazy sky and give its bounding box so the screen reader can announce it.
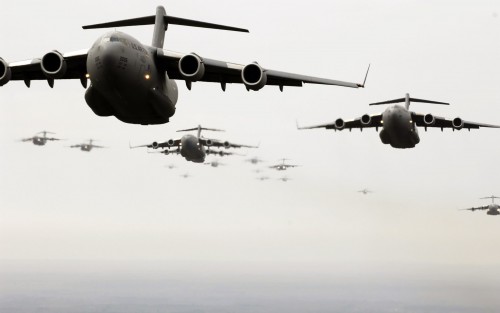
[1,0,500,312]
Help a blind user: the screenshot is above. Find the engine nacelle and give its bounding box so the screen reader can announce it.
[205,139,213,146]
[223,141,230,148]
[41,51,67,79]
[423,113,436,126]
[179,53,205,81]
[0,58,11,86]
[452,117,464,130]
[335,118,345,130]
[152,142,159,149]
[167,139,175,146]
[242,63,267,91]
[360,114,371,126]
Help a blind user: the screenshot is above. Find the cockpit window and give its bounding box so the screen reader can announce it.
[110,36,129,46]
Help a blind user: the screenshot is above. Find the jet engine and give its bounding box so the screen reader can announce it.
[360,114,371,126]
[166,139,175,146]
[205,139,213,146]
[242,63,267,91]
[223,141,231,148]
[0,58,11,86]
[423,113,436,126]
[335,118,345,130]
[178,53,205,81]
[152,142,159,149]
[452,117,464,130]
[41,51,67,79]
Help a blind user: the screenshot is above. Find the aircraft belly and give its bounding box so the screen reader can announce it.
[383,109,418,149]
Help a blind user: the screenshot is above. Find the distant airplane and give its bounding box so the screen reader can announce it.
[0,6,367,125]
[205,159,225,168]
[298,93,500,149]
[165,164,177,170]
[269,158,299,171]
[130,125,256,163]
[277,176,292,182]
[69,139,105,152]
[246,157,265,165]
[180,173,191,179]
[462,196,499,216]
[21,131,62,146]
[358,189,372,195]
[256,176,270,181]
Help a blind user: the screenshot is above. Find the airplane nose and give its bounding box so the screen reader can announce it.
[99,43,122,69]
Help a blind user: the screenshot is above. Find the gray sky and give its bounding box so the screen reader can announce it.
[1,0,500,311]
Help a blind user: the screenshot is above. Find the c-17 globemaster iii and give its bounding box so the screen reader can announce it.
[462,196,500,216]
[0,6,368,125]
[69,139,106,152]
[21,131,62,146]
[130,125,257,163]
[298,93,499,149]
[269,159,299,171]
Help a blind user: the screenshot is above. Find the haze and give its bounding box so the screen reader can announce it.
[1,0,499,312]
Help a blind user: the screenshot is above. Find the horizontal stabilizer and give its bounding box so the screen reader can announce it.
[370,97,449,106]
[177,127,225,133]
[83,14,249,33]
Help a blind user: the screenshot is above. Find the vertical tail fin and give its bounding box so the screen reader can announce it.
[152,6,167,48]
[405,93,410,110]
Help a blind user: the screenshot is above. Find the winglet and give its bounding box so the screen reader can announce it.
[357,64,370,88]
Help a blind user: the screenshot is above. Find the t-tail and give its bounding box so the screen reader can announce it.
[481,196,500,204]
[82,6,249,49]
[177,125,225,138]
[369,93,449,110]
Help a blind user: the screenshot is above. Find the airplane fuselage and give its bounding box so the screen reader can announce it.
[379,105,420,149]
[180,134,205,163]
[32,137,47,146]
[86,31,178,125]
[487,204,500,216]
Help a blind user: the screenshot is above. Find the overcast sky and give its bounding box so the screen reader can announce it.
[1,0,500,312]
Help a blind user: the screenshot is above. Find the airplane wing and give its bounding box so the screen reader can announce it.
[3,50,88,86]
[69,144,82,148]
[20,137,34,142]
[201,138,257,149]
[413,113,500,130]
[91,144,106,148]
[206,149,241,156]
[130,139,181,149]
[462,206,488,212]
[156,50,368,89]
[298,114,383,130]
[46,137,62,141]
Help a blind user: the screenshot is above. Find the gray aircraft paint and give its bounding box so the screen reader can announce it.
[1,6,366,126]
[21,131,61,146]
[299,93,500,149]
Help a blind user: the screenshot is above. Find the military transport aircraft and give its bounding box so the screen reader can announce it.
[297,93,500,149]
[0,6,368,125]
[69,139,106,152]
[246,157,265,165]
[130,125,257,163]
[21,131,62,146]
[256,176,270,181]
[269,159,299,171]
[277,176,292,182]
[358,189,373,195]
[165,164,177,170]
[462,196,500,216]
[205,159,225,168]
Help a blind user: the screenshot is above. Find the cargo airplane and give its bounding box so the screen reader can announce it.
[0,6,367,125]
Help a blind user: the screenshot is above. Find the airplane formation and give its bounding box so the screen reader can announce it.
[3,5,498,213]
